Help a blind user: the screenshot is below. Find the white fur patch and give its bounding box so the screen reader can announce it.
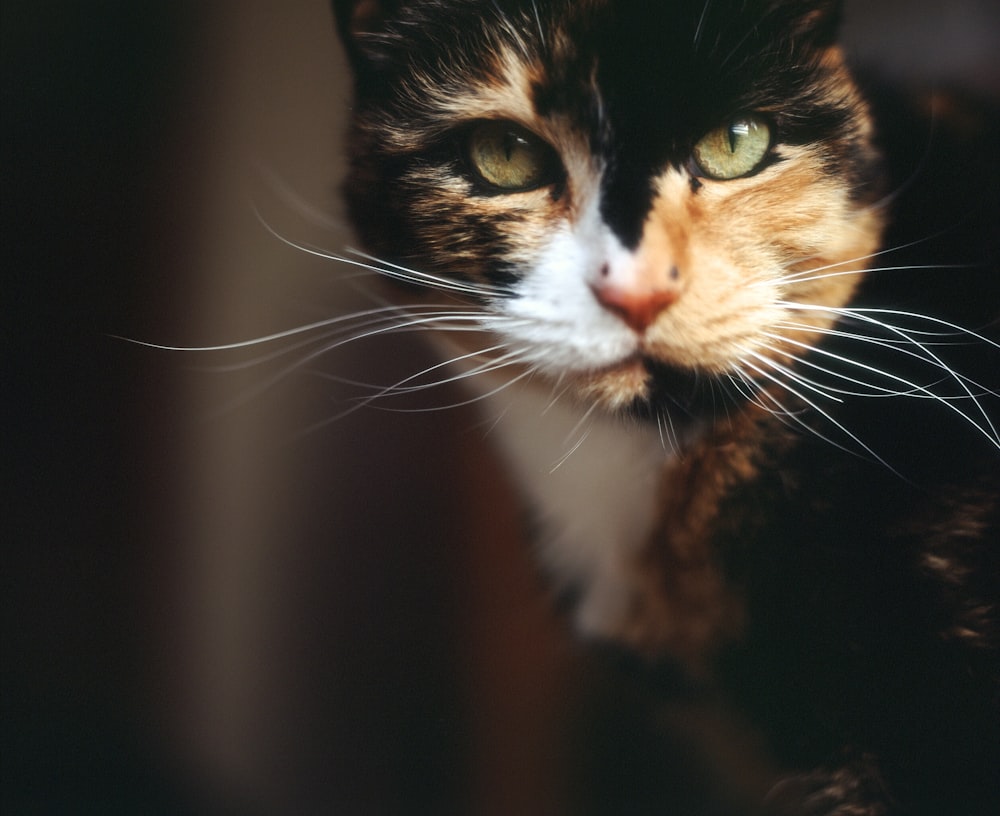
[486,194,639,374]
[473,374,676,640]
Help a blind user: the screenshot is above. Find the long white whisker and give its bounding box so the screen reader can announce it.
[729,367,810,435]
[779,303,1000,447]
[745,349,844,404]
[763,332,966,400]
[778,262,971,287]
[550,401,600,473]
[841,308,1000,349]
[209,310,494,373]
[739,355,903,474]
[363,346,527,398]
[109,305,425,353]
[778,318,967,344]
[210,310,505,376]
[770,225,976,286]
[655,412,668,451]
[753,235,946,290]
[773,326,998,401]
[204,312,498,418]
[292,357,536,438]
[550,425,594,473]
[364,365,538,416]
[345,247,514,298]
[542,378,575,415]
[307,343,519,398]
[253,209,508,300]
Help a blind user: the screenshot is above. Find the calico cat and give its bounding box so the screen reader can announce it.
[330,1,1000,813]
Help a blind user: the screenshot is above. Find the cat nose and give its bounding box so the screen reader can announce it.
[590,263,681,333]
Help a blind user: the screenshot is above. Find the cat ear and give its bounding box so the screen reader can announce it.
[774,0,844,47]
[332,0,399,38]
[332,0,404,67]
[799,0,843,45]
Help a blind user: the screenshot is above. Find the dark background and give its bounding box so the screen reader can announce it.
[4,1,999,813]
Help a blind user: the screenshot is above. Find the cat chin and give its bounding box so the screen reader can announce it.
[573,358,652,411]
[571,356,713,423]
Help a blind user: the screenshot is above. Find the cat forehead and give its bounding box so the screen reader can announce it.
[360,0,840,134]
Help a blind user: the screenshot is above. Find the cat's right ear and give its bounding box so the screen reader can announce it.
[332,0,402,69]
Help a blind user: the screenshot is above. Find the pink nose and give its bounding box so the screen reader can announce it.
[590,264,681,333]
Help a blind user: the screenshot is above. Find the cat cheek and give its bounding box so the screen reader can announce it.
[637,248,782,371]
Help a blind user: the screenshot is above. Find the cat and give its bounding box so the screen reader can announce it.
[330,1,1000,813]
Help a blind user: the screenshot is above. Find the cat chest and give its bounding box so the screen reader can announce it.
[474,377,675,640]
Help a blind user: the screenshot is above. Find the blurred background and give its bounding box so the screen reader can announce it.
[3,1,999,813]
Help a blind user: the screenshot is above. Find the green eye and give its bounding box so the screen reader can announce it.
[467,121,552,191]
[692,115,772,180]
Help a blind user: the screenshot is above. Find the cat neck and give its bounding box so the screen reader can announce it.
[439,336,694,639]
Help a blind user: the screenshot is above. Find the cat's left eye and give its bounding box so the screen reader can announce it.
[467,121,554,192]
[692,115,772,180]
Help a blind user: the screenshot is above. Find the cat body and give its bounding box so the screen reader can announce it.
[332,1,1000,812]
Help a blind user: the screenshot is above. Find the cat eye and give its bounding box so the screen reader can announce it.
[467,121,555,192]
[692,115,772,180]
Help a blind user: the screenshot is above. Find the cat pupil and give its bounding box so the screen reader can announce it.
[728,121,749,152]
[502,133,519,161]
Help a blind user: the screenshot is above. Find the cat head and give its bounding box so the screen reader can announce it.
[333,0,884,415]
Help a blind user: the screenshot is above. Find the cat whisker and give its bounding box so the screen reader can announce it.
[113,307,479,385]
[728,368,813,445]
[779,318,968,345]
[778,304,1000,447]
[307,344,518,399]
[655,412,668,451]
[839,308,1000,350]
[361,364,539,416]
[726,369,770,409]
[198,310,498,418]
[763,331,972,400]
[292,351,537,438]
[730,366,840,461]
[693,0,713,50]
[254,211,509,300]
[351,345,527,400]
[550,401,601,473]
[109,304,423,355]
[226,308,502,372]
[717,24,756,72]
[251,177,343,233]
[744,349,844,404]
[530,0,545,47]
[343,247,516,298]
[542,377,575,416]
[550,424,594,473]
[654,407,686,455]
[778,262,968,287]
[737,354,900,473]
[774,322,998,398]
[761,339,995,413]
[766,233,967,288]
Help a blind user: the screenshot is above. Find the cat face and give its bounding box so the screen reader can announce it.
[335,0,884,415]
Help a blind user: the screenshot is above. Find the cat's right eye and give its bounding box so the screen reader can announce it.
[467,121,554,192]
